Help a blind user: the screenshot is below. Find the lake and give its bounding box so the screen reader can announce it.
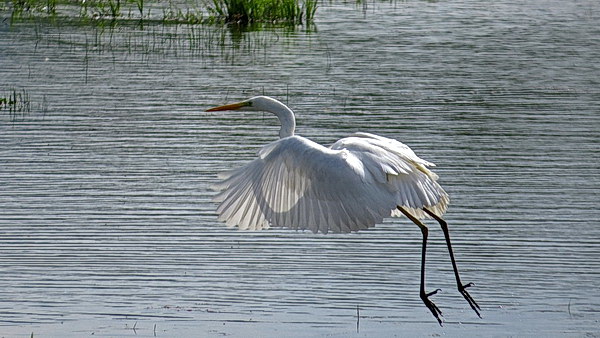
[1,0,599,336]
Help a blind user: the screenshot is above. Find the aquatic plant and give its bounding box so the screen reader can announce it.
[134,0,144,18]
[0,88,32,122]
[9,0,57,16]
[79,0,124,20]
[0,89,30,112]
[208,0,317,24]
[6,0,318,26]
[162,2,205,25]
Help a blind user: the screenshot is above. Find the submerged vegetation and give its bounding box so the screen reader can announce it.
[0,89,30,113]
[4,0,318,25]
[0,88,32,122]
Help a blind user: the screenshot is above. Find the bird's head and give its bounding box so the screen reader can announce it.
[205,96,280,113]
[206,96,296,138]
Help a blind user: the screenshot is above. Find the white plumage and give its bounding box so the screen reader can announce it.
[206,96,480,325]
[207,96,448,234]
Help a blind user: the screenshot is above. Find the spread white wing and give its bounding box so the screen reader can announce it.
[213,133,448,233]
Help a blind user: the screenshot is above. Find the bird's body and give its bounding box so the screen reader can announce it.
[206,96,479,325]
[214,132,449,233]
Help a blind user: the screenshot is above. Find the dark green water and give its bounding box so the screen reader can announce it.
[1,0,599,336]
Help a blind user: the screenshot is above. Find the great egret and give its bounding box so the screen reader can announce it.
[206,96,480,325]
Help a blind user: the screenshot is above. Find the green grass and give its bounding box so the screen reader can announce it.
[208,0,317,24]
[0,88,32,119]
[6,0,318,25]
[0,89,28,111]
[9,0,57,16]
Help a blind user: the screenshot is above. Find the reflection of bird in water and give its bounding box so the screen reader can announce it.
[206,96,480,325]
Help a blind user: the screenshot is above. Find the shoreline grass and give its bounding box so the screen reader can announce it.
[4,0,318,26]
[208,0,317,25]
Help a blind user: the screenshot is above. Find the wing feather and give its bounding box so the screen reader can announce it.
[213,132,450,232]
[331,132,449,220]
[213,136,398,233]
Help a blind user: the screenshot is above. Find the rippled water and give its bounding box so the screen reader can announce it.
[1,0,599,336]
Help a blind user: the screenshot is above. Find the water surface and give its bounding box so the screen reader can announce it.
[1,0,599,336]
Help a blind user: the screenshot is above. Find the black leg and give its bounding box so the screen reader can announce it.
[423,207,481,318]
[397,206,443,326]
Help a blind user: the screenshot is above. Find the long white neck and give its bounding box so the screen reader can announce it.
[252,96,296,138]
[275,105,296,138]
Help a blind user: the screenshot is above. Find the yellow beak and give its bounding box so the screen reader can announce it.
[205,101,249,112]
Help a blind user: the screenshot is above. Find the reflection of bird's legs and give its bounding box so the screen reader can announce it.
[397,206,443,326]
[423,207,481,318]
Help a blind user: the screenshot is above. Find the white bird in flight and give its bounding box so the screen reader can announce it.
[206,96,480,325]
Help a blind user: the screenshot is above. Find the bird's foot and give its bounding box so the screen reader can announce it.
[421,288,443,326]
[458,282,481,318]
